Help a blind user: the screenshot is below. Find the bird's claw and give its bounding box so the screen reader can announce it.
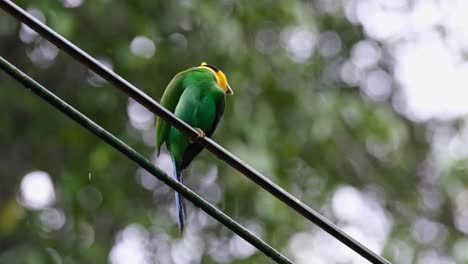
[195,128,205,138]
[190,128,205,142]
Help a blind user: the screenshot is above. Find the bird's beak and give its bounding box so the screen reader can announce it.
[226,84,233,95]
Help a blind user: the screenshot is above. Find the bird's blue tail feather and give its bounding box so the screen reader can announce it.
[171,156,187,233]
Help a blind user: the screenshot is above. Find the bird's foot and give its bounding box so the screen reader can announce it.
[195,128,206,138]
[190,128,206,142]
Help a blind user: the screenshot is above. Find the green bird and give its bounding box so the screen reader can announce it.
[156,62,233,232]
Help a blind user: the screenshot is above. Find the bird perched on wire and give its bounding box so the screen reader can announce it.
[156,62,233,233]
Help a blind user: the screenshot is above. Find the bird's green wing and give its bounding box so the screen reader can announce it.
[156,70,189,155]
[179,93,225,170]
[206,96,225,137]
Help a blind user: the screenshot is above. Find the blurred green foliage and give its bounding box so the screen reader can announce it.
[0,0,464,263]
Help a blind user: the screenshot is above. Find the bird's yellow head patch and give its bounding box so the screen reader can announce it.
[199,62,233,95]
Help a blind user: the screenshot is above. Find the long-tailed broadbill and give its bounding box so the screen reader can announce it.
[156,62,233,232]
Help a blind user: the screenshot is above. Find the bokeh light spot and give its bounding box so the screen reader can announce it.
[281,26,317,62]
[19,170,55,210]
[61,0,83,8]
[127,98,155,131]
[130,36,156,59]
[40,208,66,231]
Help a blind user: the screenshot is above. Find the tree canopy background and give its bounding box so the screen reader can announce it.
[0,0,466,263]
